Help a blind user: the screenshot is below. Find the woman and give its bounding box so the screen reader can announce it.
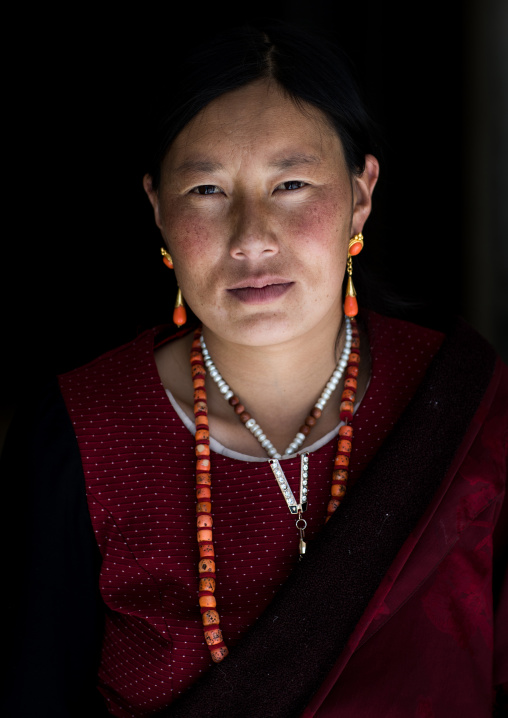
[2,25,507,718]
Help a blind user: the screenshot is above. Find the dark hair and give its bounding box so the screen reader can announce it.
[147,24,379,189]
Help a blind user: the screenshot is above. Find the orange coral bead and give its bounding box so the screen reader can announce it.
[327,498,341,513]
[199,577,216,592]
[204,626,222,644]
[344,294,358,317]
[202,609,220,626]
[196,458,211,471]
[197,529,213,543]
[200,595,217,609]
[199,544,215,558]
[332,469,348,482]
[338,439,352,453]
[334,454,350,469]
[197,514,213,528]
[341,389,356,403]
[196,502,212,514]
[173,304,187,327]
[339,425,354,438]
[196,486,211,500]
[211,646,229,662]
[340,400,354,421]
[196,472,211,485]
[195,444,210,457]
[198,558,216,574]
[332,484,347,498]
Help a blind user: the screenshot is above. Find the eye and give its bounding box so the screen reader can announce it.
[190,185,222,195]
[275,180,307,191]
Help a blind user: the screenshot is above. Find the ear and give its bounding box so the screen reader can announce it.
[143,174,163,231]
[351,154,380,235]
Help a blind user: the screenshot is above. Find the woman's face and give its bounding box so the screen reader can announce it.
[144,79,378,347]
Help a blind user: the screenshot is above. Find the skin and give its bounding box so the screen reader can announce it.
[144,79,379,457]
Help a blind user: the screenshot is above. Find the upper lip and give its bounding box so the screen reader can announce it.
[227,276,293,290]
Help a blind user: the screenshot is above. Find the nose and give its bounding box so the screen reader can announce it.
[229,197,279,260]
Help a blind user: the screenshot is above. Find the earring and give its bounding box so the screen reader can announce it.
[160,247,174,269]
[343,233,364,318]
[173,287,187,328]
[160,247,187,327]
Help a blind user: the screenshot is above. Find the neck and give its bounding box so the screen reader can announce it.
[156,313,370,458]
[200,316,355,456]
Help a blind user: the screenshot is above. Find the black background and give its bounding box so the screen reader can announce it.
[3,2,506,420]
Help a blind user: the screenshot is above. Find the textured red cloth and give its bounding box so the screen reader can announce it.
[305,350,508,717]
[58,313,507,717]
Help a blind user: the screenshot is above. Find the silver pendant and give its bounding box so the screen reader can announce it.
[269,453,309,514]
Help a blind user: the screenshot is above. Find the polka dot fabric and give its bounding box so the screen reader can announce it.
[58,312,444,717]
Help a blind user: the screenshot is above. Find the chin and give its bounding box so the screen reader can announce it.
[205,311,315,347]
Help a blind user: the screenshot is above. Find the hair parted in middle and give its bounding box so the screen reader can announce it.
[146,23,379,190]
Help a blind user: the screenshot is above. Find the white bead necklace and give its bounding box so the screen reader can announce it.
[199,317,352,459]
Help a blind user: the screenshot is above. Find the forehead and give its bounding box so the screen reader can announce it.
[162,79,345,173]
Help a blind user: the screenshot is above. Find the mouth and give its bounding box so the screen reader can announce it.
[227,281,294,304]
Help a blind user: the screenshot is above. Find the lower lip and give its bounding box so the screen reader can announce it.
[228,283,294,304]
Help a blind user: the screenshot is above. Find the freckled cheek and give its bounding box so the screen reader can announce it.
[160,212,227,307]
[285,201,349,255]
[161,210,219,266]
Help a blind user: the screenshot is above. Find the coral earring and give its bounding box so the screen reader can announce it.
[161,247,174,269]
[348,233,364,256]
[344,276,358,317]
[173,305,187,327]
[344,294,358,318]
[349,241,363,256]
[173,289,187,327]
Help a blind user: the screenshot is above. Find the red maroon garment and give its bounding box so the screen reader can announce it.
[306,350,508,717]
[57,313,507,717]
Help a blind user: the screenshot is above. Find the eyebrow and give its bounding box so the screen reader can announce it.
[268,153,322,170]
[173,160,224,175]
[174,153,321,175]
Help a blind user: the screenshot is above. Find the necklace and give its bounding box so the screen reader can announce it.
[190,319,360,663]
[199,317,353,458]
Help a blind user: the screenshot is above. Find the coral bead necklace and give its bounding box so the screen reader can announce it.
[190,319,360,663]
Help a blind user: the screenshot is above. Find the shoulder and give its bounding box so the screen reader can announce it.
[57,327,167,417]
[365,309,507,453]
[364,310,445,351]
[365,309,504,383]
[59,327,159,385]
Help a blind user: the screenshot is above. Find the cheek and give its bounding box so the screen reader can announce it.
[286,196,349,257]
[161,206,217,265]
